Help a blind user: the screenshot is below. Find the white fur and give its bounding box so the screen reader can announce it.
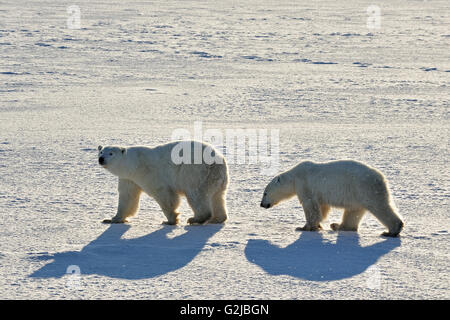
[98,141,228,225]
[261,160,404,237]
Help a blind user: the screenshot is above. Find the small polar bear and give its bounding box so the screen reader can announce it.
[98,140,228,225]
[260,160,404,237]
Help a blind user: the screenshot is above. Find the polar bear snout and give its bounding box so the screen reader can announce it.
[260,196,271,208]
[98,156,105,165]
[261,192,271,208]
[260,202,271,209]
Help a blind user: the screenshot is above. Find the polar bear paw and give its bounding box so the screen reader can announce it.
[330,223,359,232]
[102,217,128,224]
[187,217,209,225]
[206,217,227,224]
[381,231,400,238]
[162,218,179,225]
[330,223,340,231]
[296,224,323,231]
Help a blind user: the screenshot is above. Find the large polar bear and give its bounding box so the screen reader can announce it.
[98,140,228,225]
[260,160,404,237]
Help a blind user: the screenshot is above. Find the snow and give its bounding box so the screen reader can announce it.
[0,0,449,299]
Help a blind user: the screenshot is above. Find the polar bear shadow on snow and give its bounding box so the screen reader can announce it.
[30,224,222,280]
[245,232,401,281]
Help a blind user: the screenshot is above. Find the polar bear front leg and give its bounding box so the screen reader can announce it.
[295,198,323,231]
[103,179,142,224]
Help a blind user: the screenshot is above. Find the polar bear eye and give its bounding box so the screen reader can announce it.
[109,152,113,156]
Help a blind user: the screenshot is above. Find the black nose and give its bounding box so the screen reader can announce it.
[99,157,104,165]
[260,202,270,209]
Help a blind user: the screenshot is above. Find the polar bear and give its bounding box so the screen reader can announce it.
[98,140,228,225]
[260,160,404,237]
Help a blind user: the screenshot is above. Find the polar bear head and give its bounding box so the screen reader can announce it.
[260,174,295,209]
[98,145,127,176]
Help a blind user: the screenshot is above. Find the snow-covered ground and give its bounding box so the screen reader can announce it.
[0,0,449,299]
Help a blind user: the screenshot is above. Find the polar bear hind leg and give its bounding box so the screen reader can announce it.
[363,175,404,237]
[205,163,229,224]
[207,189,228,224]
[186,190,212,225]
[330,208,366,231]
[152,188,182,225]
[103,179,142,223]
[366,201,403,237]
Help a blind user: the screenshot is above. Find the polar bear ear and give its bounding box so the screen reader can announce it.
[98,145,103,151]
